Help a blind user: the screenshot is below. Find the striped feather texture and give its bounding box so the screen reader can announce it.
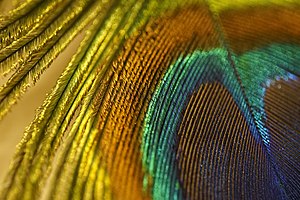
[0,0,299,199]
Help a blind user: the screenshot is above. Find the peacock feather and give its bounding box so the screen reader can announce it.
[0,0,299,199]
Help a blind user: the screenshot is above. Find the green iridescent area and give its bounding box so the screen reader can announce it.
[142,44,300,199]
[235,44,300,147]
[141,48,257,199]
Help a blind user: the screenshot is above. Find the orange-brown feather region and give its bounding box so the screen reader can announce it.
[220,5,300,54]
[265,77,300,199]
[93,6,221,199]
[176,82,276,199]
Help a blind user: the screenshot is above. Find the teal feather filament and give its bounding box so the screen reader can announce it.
[235,44,300,147]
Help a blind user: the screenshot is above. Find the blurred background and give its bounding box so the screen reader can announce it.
[0,0,84,183]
